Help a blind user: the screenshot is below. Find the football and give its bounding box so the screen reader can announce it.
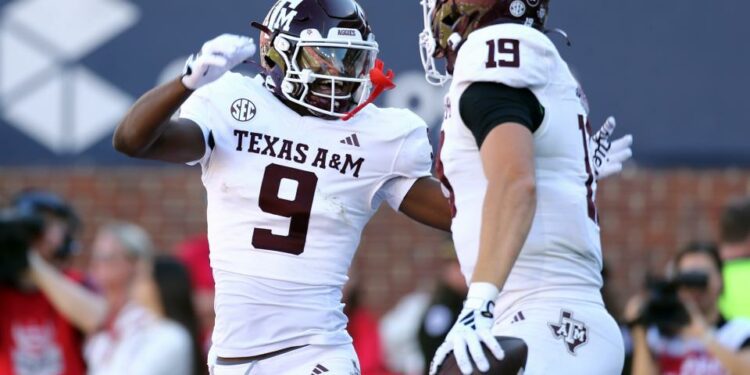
[436,336,528,375]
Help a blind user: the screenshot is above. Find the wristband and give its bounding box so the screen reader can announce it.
[465,282,500,309]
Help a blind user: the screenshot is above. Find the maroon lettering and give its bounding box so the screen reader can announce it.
[278,140,293,161]
[261,135,279,157]
[234,130,249,151]
[311,148,329,169]
[252,164,318,255]
[294,143,309,164]
[578,115,597,223]
[248,132,263,154]
[486,38,520,69]
[341,155,364,178]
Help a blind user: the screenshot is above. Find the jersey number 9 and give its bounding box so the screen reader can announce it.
[252,163,318,255]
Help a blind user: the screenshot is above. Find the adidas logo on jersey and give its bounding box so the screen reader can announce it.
[311,364,329,374]
[340,134,360,147]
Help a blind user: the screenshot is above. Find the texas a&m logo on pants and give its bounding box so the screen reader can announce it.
[548,310,588,355]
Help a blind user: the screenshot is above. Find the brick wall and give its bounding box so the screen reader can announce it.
[2,167,749,317]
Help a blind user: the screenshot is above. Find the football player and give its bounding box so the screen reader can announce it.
[114,1,450,373]
[418,0,632,374]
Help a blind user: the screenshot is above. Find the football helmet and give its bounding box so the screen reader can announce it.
[255,0,379,119]
[420,0,550,85]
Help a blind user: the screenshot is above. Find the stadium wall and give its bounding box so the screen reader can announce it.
[1,167,748,317]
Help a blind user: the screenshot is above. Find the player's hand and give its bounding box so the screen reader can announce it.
[429,283,504,375]
[182,34,256,90]
[590,116,633,180]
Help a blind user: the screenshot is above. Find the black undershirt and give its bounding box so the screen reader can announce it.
[459,82,544,148]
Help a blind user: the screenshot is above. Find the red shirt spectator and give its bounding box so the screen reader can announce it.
[348,307,391,375]
[344,280,392,375]
[175,235,215,353]
[0,285,86,375]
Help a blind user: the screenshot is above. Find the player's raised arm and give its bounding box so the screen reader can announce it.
[113,35,256,163]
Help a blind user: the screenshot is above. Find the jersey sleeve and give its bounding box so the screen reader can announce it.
[177,85,219,167]
[375,115,434,210]
[453,24,554,90]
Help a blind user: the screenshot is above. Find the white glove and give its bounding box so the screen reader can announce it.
[591,116,633,180]
[429,283,504,375]
[182,34,256,90]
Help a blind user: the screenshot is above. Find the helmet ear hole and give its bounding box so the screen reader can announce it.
[263,56,276,69]
[441,12,458,26]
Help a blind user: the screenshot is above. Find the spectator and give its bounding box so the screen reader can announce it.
[82,222,156,372]
[88,221,154,325]
[0,191,90,375]
[625,242,750,374]
[85,256,203,375]
[417,245,467,374]
[175,235,214,353]
[379,290,430,375]
[343,278,390,375]
[718,198,750,319]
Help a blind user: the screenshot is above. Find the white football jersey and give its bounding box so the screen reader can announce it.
[440,24,604,312]
[179,72,432,357]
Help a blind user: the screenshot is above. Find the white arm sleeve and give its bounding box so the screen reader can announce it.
[178,85,218,167]
[376,121,434,210]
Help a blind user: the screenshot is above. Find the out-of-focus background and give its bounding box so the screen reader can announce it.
[1,1,750,374]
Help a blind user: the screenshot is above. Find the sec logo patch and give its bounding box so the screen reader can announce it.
[231,98,256,122]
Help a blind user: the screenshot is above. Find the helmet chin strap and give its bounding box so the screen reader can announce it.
[341,59,395,121]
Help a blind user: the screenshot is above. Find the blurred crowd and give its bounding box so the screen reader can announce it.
[2,189,750,375]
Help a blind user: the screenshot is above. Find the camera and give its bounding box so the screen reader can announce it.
[637,271,709,337]
[0,208,43,286]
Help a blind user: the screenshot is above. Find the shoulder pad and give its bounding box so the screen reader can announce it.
[453,24,557,89]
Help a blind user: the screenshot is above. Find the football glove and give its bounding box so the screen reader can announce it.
[429,283,504,375]
[591,116,633,180]
[181,34,256,90]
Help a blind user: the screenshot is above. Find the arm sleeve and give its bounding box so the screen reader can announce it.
[375,120,434,210]
[459,82,544,147]
[177,86,218,167]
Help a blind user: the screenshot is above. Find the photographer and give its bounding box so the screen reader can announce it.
[0,191,104,375]
[625,242,750,375]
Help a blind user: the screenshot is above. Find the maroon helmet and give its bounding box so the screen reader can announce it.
[419,0,551,85]
[254,0,378,119]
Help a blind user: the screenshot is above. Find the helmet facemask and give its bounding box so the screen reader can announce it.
[419,0,452,86]
[271,29,378,119]
[420,0,483,86]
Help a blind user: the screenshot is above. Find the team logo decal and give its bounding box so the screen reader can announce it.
[509,0,527,17]
[231,98,257,122]
[548,310,588,355]
[266,0,303,32]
